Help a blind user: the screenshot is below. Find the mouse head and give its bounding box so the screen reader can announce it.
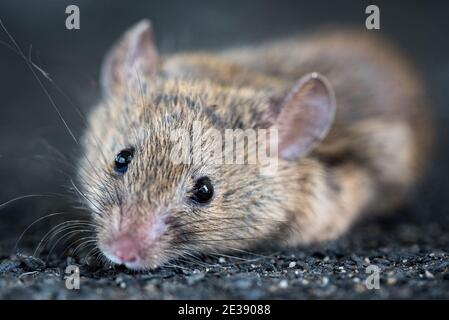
[78,20,335,270]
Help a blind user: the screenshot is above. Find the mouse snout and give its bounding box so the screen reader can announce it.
[105,232,153,269]
[100,211,169,269]
[110,235,141,263]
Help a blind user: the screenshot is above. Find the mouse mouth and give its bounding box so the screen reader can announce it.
[100,244,161,271]
[103,251,149,270]
[95,205,175,270]
[98,221,171,270]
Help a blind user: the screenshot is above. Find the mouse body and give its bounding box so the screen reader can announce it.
[78,20,432,270]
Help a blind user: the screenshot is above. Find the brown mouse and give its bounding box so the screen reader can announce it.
[77,20,432,270]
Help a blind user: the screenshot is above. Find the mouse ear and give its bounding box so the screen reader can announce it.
[263,73,336,161]
[100,19,160,97]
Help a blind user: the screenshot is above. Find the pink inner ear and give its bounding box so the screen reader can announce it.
[126,20,160,74]
[100,19,160,97]
[276,73,336,161]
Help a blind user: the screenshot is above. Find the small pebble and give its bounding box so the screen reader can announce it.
[234,279,252,290]
[288,261,297,268]
[387,277,397,285]
[16,253,45,271]
[0,260,20,273]
[218,257,226,264]
[425,270,435,279]
[279,280,288,288]
[115,276,123,284]
[144,283,157,292]
[187,272,205,285]
[355,283,366,293]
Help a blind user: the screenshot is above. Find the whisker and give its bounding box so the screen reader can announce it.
[70,179,103,213]
[171,216,244,229]
[14,211,73,251]
[207,252,261,263]
[33,220,93,257]
[175,236,284,243]
[177,223,283,236]
[69,238,97,257]
[0,194,64,211]
[0,18,78,143]
[0,19,119,212]
[43,228,94,260]
[83,246,101,262]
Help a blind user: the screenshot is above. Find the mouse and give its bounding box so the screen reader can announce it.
[77,19,433,270]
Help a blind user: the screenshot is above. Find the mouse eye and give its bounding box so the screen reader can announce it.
[114,148,134,174]
[190,177,214,204]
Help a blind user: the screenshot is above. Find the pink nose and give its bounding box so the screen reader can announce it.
[111,237,140,263]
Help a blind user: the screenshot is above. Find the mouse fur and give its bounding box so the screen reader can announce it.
[77,20,433,270]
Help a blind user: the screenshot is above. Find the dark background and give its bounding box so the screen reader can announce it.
[0,0,448,253]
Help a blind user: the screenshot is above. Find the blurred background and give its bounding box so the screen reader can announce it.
[0,0,448,252]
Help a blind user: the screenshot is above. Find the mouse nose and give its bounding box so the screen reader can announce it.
[111,236,140,263]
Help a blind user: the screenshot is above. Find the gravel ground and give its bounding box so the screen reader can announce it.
[1,0,449,300]
[1,205,449,299]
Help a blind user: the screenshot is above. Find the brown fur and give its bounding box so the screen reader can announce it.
[78,21,432,270]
